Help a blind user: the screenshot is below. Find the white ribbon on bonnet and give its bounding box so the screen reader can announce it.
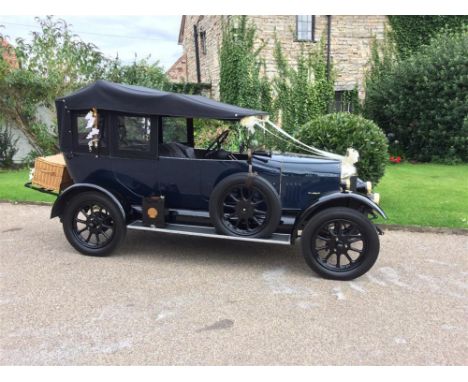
[240,116,359,179]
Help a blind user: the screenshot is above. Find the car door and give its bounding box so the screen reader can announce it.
[110,113,159,205]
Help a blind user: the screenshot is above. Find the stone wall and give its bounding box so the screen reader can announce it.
[181,16,225,98]
[179,15,387,100]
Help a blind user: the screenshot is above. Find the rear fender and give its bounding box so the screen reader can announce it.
[50,183,126,220]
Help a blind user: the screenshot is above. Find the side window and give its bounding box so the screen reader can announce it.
[162,117,188,144]
[117,115,151,152]
[73,111,106,151]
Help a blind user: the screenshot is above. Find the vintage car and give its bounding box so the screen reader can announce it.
[29,80,386,280]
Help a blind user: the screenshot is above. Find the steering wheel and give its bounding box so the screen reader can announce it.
[205,130,230,157]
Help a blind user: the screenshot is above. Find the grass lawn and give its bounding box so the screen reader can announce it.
[375,163,468,229]
[0,169,56,204]
[1,164,467,229]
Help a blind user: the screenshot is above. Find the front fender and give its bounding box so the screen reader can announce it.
[50,183,126,220]
[293,191,386,235]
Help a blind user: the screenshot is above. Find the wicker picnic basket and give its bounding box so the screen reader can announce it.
[31,153,73,192]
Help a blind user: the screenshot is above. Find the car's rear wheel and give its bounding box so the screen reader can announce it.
[209,173,281,238]
[62,191,126,256]
[301,207,379,280]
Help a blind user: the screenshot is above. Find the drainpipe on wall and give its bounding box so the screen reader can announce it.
[326,15,332,82]
[193,25,201,83]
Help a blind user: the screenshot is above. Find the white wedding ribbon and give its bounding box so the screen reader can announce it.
[240,116,359,178]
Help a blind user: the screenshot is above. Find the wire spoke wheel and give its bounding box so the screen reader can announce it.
[71,201,115,249]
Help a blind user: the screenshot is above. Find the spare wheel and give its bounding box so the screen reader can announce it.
[209,173,281,238]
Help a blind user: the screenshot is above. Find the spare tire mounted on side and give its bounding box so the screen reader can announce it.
[209,173,281,238]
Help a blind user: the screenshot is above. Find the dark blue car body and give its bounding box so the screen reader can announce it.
[49,80,385,245]
[64,150,341,213]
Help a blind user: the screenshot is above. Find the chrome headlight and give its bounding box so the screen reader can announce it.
[371,192,380,205]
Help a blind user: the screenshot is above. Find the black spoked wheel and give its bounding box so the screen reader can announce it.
[63,191,126,256]
[72,203,115,249]
[301,207,379,280]
[210,173,281,238]
[313,219,367,272]
[221,184,269,236]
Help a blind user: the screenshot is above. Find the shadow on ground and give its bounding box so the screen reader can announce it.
[118,230,316,278]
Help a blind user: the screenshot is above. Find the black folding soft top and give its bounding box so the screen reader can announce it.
[56,80,268,120]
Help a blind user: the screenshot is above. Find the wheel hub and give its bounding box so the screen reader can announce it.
[87,216,102,230]
[220,183,271,236]
[236,201,253,219]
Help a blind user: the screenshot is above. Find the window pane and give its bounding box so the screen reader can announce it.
[76,112,106,148]
[297,15,313,41]
[162,117,187,143]
[117,116,151,152]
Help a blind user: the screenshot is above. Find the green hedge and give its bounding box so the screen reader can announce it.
[297,113,388,184]
[364,29,468,163]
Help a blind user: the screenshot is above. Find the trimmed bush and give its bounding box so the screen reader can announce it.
[364,29,468,163]
[296,113,388,184]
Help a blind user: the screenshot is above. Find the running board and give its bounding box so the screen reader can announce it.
[127,221,292,245]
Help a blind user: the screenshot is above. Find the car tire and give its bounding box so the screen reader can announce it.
[209,173,281,238]
[62,191,126,256]
[301,207,380,280]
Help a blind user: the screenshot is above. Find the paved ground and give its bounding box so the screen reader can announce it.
[1,203,467,365]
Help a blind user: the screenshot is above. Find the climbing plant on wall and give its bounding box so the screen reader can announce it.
[219,16,335,152]
[272,37,335,137]
[219,16,272,113]
[388,15,468,58]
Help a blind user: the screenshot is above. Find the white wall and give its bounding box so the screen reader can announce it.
[2,105,56,164]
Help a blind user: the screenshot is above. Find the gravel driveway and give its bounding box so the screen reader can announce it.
[1,203,467,365]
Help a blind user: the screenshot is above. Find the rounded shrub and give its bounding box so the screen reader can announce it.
[364,29,468,163]
[296,113,389,184]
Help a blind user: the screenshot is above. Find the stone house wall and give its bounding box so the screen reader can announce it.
[166,53,188,83]
[178,15,387,100]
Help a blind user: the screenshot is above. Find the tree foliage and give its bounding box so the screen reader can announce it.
[105,55,170,90]
[0,16,171,157]
[388,16,468,58]
[0,16,108,155]
[0,124,19,167]
[364,28,468,163]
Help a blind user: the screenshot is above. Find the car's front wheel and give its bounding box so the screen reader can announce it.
[62,191,126,256]
[300,207,380,280]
